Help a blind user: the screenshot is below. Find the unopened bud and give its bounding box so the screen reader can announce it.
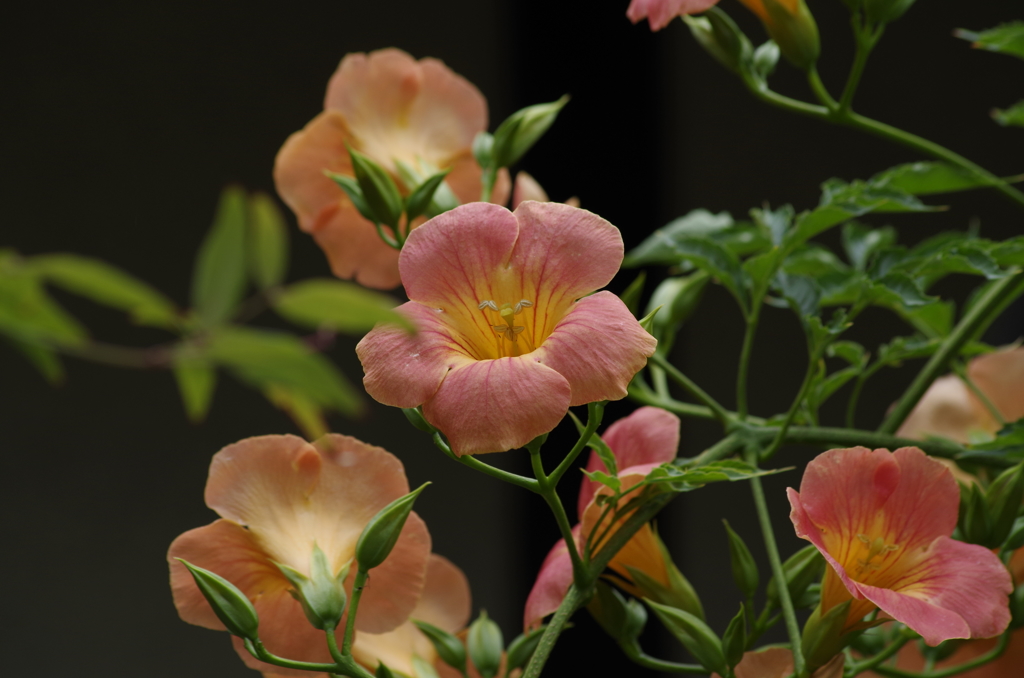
[274,545,350,631]
[683,8,752,74]
[356,483,429,570]
[647,599,728,676]
[176,558,259,640]
[491,97,569,169]
[467,611,504,678]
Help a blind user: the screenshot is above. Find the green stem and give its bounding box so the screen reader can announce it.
[879,271,1024,434]
[845,628,914,678]
[244,639,374,678]
[953,361,1007,426]
[531,443,587,584]
[736,303,762,421]
[649,352,734,425]
[870,630,1011,678]
[628,380,720,420]
[550,401,605,485]
[326,623,346,664]
[625,649,707,674]
[372,221,401,250]
[342,569,369,655]
[807,67,839,111]
[521,584,583,678]
[677,432,745,467]
[837,18,883,114]
[432,432,540,493]
[744,446,805,677]
[760,349,820,462]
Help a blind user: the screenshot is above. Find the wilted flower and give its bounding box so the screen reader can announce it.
[898,347,1024,444]
[357,201,656,456]
[275,48,509,289]
[788,447,1011,646]
[168,435,431,674]
[524,408,696,630]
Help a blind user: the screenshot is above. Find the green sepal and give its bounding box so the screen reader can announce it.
[638,305,662,333]
[467,610,503,678]
[404,168,453,222]
[765,544,824,609]
[326,171,376,223]
[491,96,569,169]
[646,598,727,675]
[1003,516,1024,553]
[588,581,647,647]
[273,545,350,631]
[176,558,259,640]
[414,620,467,672]
[722,604,747,670]
[722,520,759,601]
[801,600,853,671]
[959,481,991,546]
[348,147,404,229]
[412,655,442,678]
[505,625,548,672]
[624,529,704,620]
[376,662,396,678]
[403,407,436,433]
[683,7,752,75]
[356,483,430,570]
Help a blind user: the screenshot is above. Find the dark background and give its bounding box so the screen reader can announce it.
[2,1,1021,676]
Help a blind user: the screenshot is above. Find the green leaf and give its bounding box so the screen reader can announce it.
[992,236,1024,267]
[781,245,848,278]
[751,205,794,246]
[993,101,1024,128]
[569,410,618,476]
[173,359,216,423]
[5,337,64,384]
[192,186,248,327]
[774,272,820,320]
[0,272,87,346]
[619,271,646,317]
[582,469,621,494]
[955,22,1024,60]
[624,209,734,267]
[505,626,547,672]
[827,340,865,365]
[898,301,954,338]
[207,326,362,416]
[264,385,329,440]
[666,237,749,313]
[644,271,710,352]
[247,193,289,290]
[870,161,1020,196]
[765,544,824,609]
[30,253,178,329]
[842,222,895,271]
[414,620,467,672]
[872,272,935,309]
[722,521,759,600]
[273,279,412,334]
[645,460,780,493]
[966,419,1024,459]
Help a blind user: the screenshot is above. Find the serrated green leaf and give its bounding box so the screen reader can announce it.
[993,101,1024,128]
[207,326,362,416]
[873,272,935,308]
[842,222,895,271]
[273,279,412,335]
[955,22,1024,60]
[30,253,179,329]
[992,236,1024,267]
[899,301,954,338]
[248,193,289,290]
[192,186,248,327]
[624,209,734,267]
[646,460,780,492]
[782,245,848,278]
[870,161,1021,195]
[173,359,216,423]
[583,469,621,493]
[774,272,820,320]
[666,237,749,313]
[827,340,865,365]
[751,205,793,246]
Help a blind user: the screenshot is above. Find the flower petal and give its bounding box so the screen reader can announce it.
[512,172,549,207]
[578,407,680,517]
[895,375,986,444]
[422,355,572,455]
[626,0,720,31]
[357,301,473,408]
[524,528,579,631]
[855,535,1011,645]
[969,346,1024,424]
[168,519,287,631]
[534,291,656,407]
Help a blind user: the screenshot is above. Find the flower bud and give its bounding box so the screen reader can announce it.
[348,147,404,229]
[325,171,375,224]
[394,160,460,220]
[176,558,259,640]
[986,461,1024,548]
[722,604,748,670]
[274,545,350,631]
[414,620,467,672]
[723,520,760,601]
[491,96,569,169]
[740,0,820,72]
[766,544,824,609]
[467,610,504,678]
[356,482,429,570]
[647,598,728,676]
[683,8,752,74]
[505,625,547,672]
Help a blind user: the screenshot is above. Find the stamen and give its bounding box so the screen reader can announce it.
[478,300,498,311]
[480,299,534,346]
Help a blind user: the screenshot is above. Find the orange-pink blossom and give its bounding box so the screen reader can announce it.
[168,434,431,675]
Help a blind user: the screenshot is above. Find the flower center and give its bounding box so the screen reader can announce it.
[853,533,900,575]
[477,299,536,357]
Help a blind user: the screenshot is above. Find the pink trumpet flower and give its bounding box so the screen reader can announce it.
[627,0,720,31]
[168,435,431,675]
[788,447,1012,646]
[356,201,657,456]
[714,648,844,678]
[524,407,683,630]
[275,48,509,289]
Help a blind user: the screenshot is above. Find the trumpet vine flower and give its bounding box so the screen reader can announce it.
[168,435,431,674]
[627,0,719,31]
[788,447,1011,646]
[357,201,657,456]
[713,648,844,678]
[274,48,508,289]
[524,408,685,630]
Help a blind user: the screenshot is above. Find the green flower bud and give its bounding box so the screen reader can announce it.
[864,0,918,25]
[722,604,748,670]
[986,461,1024,548]
[467,611,504,678]
[356,483,430,570]
[472,132,495,171]
[414,620,467,672]
[647,598,727,675]
[491,96,569,169]
[325,171,375,224]
[723,520,760,601]
[761,0,820,72]
[348,147,403,229]
[766,544,824,609]
[801,600,852,671]
[274,545,350,631]
[683,8,753,75]
[176,558,259,640]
